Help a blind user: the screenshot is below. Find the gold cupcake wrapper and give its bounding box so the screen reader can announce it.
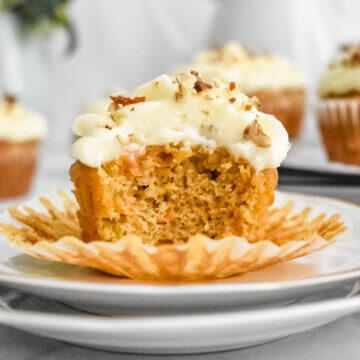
[318,98,360,166]
[0,191,347,281]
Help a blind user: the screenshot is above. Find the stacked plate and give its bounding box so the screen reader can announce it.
[0,192,360,354]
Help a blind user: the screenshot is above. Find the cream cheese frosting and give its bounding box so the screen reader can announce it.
[173,42,305,93]
[71,73,289,171]
[0,95,47,142]
[318,45,360,98]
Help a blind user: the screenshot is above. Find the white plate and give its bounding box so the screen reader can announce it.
[0,192,359,315]
[0,285,359,354]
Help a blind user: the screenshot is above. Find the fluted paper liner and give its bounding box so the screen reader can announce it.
[0,191,346,281]
[318,98,360,166]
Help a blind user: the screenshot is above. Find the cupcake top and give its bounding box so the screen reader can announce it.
[85,98,112,115]
[0,95,47,142]
[318,45,360,98]
[173,43,305,93]
[71,72,289,171]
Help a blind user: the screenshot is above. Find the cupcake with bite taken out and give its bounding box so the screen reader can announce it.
[173,42,306,139]
[70,72,289,244]
[0,95,46,199]
[318,45,360,166]
[0,73,347,281]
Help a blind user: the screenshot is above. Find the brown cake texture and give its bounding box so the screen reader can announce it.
[251,88,305,139]
[0,140,39,199]
[70,145,278,245]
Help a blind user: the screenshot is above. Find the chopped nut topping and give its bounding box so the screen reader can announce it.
[190,70,213,93]
[204,94,213,100]
[245,96,260,110]
[131,107,135,112]
[175,73,198,101]
[175,92,183,101]
[110,95,145,110]
[350,47,360,65]
[194,79,213,93]
[229,82,236,91]
[203,110,209,115]
[243,119,271,148]
[229,97,236,104]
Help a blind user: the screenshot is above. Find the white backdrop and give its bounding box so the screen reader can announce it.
[1,0,360,154]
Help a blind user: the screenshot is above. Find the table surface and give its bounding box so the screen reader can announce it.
[2,157,360,359]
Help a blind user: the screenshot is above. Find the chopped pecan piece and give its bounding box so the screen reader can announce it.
[190,70,213,93]
[110,95,145,110]
[194,80,213,93]
[243,119,271,148]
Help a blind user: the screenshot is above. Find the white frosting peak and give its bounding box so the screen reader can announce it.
[318,45,360,98]
[0,95,46,142]
[71,73,289,171]
[173,43,305,93]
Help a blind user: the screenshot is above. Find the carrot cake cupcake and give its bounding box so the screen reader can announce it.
[318,45,360,165]
[70,72,289,244]
[0,95,46,199]
[173,43,306,139]
[0,73,347,281]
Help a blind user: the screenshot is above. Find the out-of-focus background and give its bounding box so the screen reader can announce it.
[1,0,360,152]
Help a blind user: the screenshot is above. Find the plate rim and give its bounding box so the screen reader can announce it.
[0,191,359,296]
[0,289,360,328]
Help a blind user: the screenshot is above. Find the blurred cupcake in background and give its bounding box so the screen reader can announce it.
[0,95,46,199]
[318,45,360,166]
[173,42,306,139]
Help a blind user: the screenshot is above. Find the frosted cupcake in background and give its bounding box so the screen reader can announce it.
[318,45,360,166]
[0,95,46,198]
[173,42,306,139]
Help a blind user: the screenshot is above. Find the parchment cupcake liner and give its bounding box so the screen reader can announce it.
[318,97,360,166]
[0,191,346,281]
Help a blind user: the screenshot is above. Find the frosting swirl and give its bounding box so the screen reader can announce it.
[0,95,47,142]
[318,45,360,98]
[173,43,304,93]
[71,73,289,171]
